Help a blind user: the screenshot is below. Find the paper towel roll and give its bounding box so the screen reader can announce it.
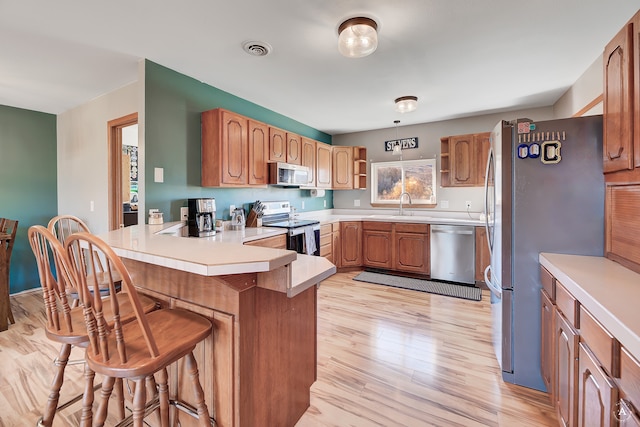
[310,189,325,197]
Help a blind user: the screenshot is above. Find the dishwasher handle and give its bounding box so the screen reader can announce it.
[431,226,474,235]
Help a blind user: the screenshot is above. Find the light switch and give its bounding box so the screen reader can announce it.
[441,200,449,209]
[154,167,164,183]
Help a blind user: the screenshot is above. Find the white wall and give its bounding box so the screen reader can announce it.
[57,79,141,234]
[332,107,556,213]
[554,55,603,118]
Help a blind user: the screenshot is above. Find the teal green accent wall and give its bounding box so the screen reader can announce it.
[0,105,57,293]
[144,60,333,221]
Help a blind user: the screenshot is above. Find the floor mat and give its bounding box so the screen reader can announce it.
[353,271,482,301]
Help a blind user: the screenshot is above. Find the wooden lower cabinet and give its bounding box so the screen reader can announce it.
[362,222,392,269]
[394,224,429,274]
[578,343,618,427]
[555,311,579,427]
[541,289,556,402]
[340,221,362,267]
[332,225,341,268]
[243,234,287,249]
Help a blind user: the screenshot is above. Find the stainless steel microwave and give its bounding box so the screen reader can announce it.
[269,162,309,187]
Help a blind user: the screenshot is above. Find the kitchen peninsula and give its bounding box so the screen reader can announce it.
[97,223,336,427]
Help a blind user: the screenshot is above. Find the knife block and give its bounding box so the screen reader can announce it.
[246,210,259,227]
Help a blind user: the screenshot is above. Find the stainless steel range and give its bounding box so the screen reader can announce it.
[260,201,320,256]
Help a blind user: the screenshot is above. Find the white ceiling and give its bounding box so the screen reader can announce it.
[1,1,638,135]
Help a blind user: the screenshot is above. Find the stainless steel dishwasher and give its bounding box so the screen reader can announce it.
[430,224,476,284]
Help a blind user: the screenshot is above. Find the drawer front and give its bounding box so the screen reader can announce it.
[555,281,579,328]
[319,243,332,257]
[319,233,332,247]
[620,347,640,406]
[540,266,555,301]
[394,223,429,234]
[320,224,332,236]
[579,306,619,377]
[332,223,340,232]
[362,221,392,231]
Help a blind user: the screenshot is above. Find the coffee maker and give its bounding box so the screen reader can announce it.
[187,198,216,237]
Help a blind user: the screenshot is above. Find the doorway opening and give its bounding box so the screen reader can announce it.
[108,113,139,230]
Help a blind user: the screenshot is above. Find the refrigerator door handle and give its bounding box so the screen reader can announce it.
[484,147,495,256]
[484,265,502,298]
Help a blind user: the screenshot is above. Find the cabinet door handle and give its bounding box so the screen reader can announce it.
[607,147,624,160]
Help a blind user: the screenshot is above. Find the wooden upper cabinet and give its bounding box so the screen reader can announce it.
[603,21,634,173]
[248,120,268,185]
[202,108,248,187]
[450,134,475,185]
[316,142,332,189]
[441,132,490,187]
[286,132,302,165]
[332,146,353,189]
[268,126,287,163]
[301,137,316,187]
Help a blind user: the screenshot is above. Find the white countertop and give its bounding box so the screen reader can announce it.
[98,222,296,276]
[297,208,485,226]
[539,252,640,361]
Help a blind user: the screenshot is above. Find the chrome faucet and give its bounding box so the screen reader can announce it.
[399,192,412,216]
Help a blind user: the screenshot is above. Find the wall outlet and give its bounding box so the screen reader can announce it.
[154,167,164,183]
[465,201,472,210]
[90,200,94,212]
[354,199,360,207]
[180,207,189,222]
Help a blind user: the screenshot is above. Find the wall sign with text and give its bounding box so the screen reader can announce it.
[384,137,419,152]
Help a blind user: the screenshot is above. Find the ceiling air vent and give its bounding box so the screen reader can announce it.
[242,41,272,57]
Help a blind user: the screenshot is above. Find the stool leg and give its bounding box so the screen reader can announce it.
[132,378,146,427]
[157,368,170,427]
[41,343,72,427]
[113,378,125,421]
[184,351,210,427]
[93,375,115,427]
[79,362,95,427]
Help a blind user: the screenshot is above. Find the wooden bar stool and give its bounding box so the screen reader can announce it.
[48,215,121,297]
[65,232,213,427]
[27,226,157,427]
[0,218,18,328]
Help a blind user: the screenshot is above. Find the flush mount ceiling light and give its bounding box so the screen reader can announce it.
[242,41,272,57]
[337,17,378,58]
[394,96,418,113]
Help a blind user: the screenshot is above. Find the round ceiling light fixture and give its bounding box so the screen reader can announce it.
[337,17,378,58]
[394,96,418,113]
[242,41,272,57]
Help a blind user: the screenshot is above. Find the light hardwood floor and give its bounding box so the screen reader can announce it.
[0,271,557,426]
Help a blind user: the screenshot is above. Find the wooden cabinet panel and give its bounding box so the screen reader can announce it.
[541,289,556,403]
[556,281,579,329]
[475,227,490,282]
[603,21,634,173]
[319,224,332,260]
[606,185,640,274]
[353,146,367,190]
[395,231,429,274]
[450,134,475,185]
[286,133,302,165]
[340,221,362,267]
[441,132,490,187]
[301,137,316,187]
[332,228,341,268]
[202,109,249,187]
[316,142,332,189]
[578,343,618,427]
[620,347,640,410]
[540,266,556,301]
[332,146,353,189]
[244,234,287,249]
[580,306,620,377]
[362,228,392,269]
[248,120,268,185]
[556,311,579,427]
[268,126,287,163]
[633,12,640,169]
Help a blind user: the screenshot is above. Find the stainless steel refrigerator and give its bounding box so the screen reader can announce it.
[483,115,604,391]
